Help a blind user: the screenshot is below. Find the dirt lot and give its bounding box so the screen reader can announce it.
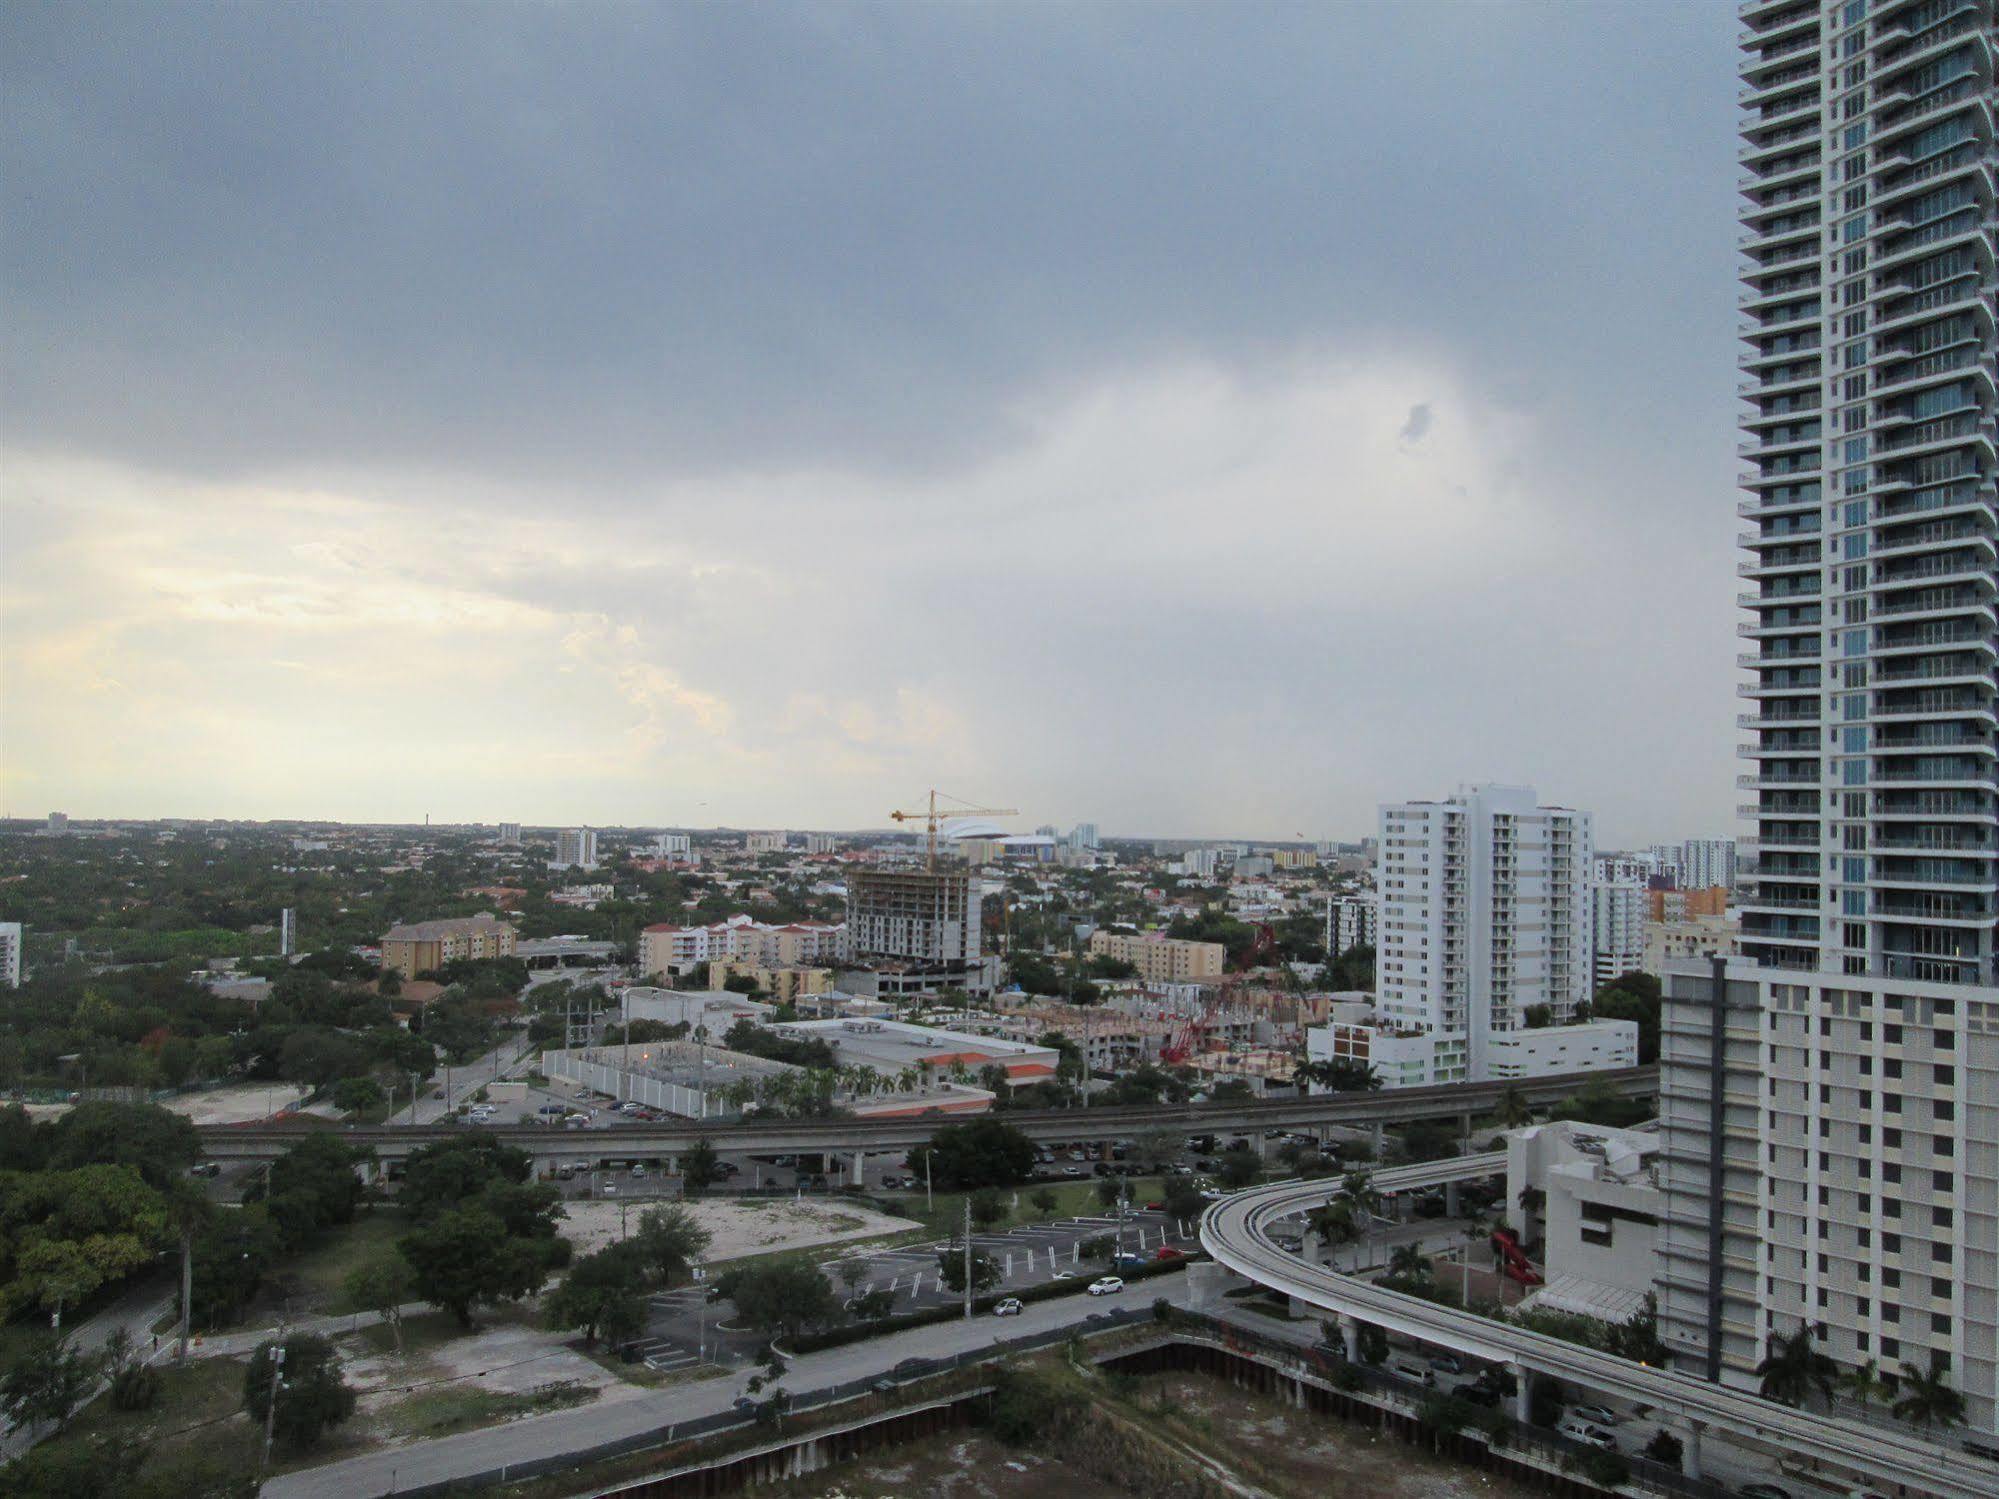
[761,1433,1127,1499]
[561,1196,919,1261]
[1135,1369,1541,1499]
[161,1081,310,1123]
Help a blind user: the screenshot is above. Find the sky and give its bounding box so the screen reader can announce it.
[0,2,1745,846]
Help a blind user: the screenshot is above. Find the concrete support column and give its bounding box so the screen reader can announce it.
[1369,1121,1385,1159]
[1508,1362,1531,1425]
[848,1152,864,1188]
[1337,1312,1359,1361]
[1683,1421,1705,1482]
[1444,1181,1461,1218]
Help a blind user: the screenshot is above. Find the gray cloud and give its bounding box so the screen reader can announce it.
[0,2,1748,844]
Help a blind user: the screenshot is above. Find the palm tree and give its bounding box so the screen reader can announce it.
[1495,1086,1532,1129]
[1840,1357,1895,1414]
[1307,1201,1358,1246]
[1342,1170,1382,1220]
[1387,1243,1431,1283]
[1892,1352,1965,1430]
[1756,1323,1837,1408]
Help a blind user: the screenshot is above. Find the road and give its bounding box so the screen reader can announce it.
[1203,1168,1999,1499]
[201,1065,1657,1162]
[0,1272,175,1463]
[261,1278,1184,1497]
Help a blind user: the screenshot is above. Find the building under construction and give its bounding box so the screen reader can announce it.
[842,866,996,996]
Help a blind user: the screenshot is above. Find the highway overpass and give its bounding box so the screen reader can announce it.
[194,1065,1655,1163]
[1201,1162,1995,1499]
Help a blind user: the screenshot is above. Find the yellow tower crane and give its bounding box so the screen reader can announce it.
[889,789,1018,871]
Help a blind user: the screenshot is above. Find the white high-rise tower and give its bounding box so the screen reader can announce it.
[1657,0,1999,1436]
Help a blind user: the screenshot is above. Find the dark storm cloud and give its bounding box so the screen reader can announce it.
[2,1,1737,486]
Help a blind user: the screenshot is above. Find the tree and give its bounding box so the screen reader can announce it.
[263,1134,372,1249]
[1591,972,1662,1063]
[1892,1352,1965,1430]
[681,1139,721,1196]
[331,1077,382,1114]
[1521,1004,1553,1029]
[1208,1079,1254,1102]
[0,1163,170,1325]
[399,1208,554,1327]
[243,1333,356,1451]
[1387,1243,1431,1286]
[1162,1181,1205,1224]
[908,1118,1035,1190]
[0,1334,100,1434]
[1755,1322,1837,1408]
[1308,1200,1358,1247]
[102,1327,159,1411]
[1642,1428,1683,1469]
[344,1256,415,1355]
[1029,1187,1059,1219]
[848,1288,894,1321]
[543,1241,649,1347]
[1093,1176,1121,1210]
[1295,1057,1379,1094]
[1494,1086,1533,1129]
[1342,1170,1383,1219]
[936,1248,1001,1296]
[42,1101,200,1189]
[1216,1145,1262,1190]
[633,1203,711,1283]
[400,1136,531,1220]
[1840,1357,1895,1413]
[968,1187,1009,1232]
[719,1261,838,1339]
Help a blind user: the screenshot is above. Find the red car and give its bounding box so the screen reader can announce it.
[1154,1246,1185,1261]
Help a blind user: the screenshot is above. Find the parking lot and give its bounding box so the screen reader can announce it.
[624,1203,1198,1371]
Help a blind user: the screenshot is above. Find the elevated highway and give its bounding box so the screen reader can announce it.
[1202,1162,1994,1499]
[194,1066,1655,1163]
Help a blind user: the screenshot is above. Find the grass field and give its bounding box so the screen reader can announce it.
[264,1209,410,1315]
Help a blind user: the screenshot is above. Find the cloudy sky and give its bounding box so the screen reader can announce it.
[1,2,1743,845]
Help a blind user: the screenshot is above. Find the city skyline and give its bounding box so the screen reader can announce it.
[1,4,1743,847]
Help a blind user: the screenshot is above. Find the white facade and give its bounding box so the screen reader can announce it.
[638,916,845,977]
[497,822,522,846]
[1377,783,1594,1082]
[804,833,842,855]
[1485,1020,1638,1080]
[0,922,20,988]
[279,907,296,958]
[652,832,691,856]
[746,831,788,854]
[1679,837,1738,891]
[1180,847,1219,880]
[1590,880,1647,986]
[1507,1120,1662,1320]
[552,827,599,870]
[1069,822,1100,852]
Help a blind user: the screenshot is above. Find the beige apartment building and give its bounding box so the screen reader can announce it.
[709,960,833,1003]
[1087,929,1225,982]
[379,913,517,977]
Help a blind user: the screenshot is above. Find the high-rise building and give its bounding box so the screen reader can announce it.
[804,833,842,855]
[1069,822,1100,852]
[1679,837,1740,891]
[1657,0,1999,1438]
[44,812,68,837]
[1376,784,1594,1083]
[552,828,598,870]
[1325,894,1379,956]
[1590,879,1647,987]
[0,922,21,988]
[746,831,788,854]
[652,832,691,856]
[280,907,296,958]
[845,867,982,977]
[497,822,522,846]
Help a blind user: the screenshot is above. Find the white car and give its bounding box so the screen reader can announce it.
[1087,1276,1124,1296]
[630,1163,647,1177]
[1570,1403,1621,1427]
[992,1298,1023,1316]
[1050,1270,1074,1281]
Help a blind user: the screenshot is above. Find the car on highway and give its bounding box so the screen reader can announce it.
[1087,1276,1124,1296]
[1569,1403,1620,1427]
[993,1298,1023,1316]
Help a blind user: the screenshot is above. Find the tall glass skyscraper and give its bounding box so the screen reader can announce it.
[1737,0,1997,981]
[1656,0,1999,1439]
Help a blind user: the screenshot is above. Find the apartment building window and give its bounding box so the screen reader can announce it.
[1932,1277,1950,1299]
[1933,1206,1953,1229]
[1884,1267,1900,1289]
[1932,1171,1952,1193]
[1932,1313,1951,1335]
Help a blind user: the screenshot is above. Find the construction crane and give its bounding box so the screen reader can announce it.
[889,789,1018,871]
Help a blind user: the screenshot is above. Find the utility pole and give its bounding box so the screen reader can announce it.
[925,1150,933,1212]
[177,1231,192,1364]
[261,1342,287,1467]
[961,1197,973,1321]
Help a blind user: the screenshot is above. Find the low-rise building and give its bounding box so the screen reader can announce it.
[771,1017,1061,1090]
[638,916,844,977]
[709,960,834,1003]
[1087,929,1226,982]
[1642,914,1739,975]
[1303,1013,1636,1089]
[1506,1119,1662,1324]
[551,883,614,908]
[379,913,517,977]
